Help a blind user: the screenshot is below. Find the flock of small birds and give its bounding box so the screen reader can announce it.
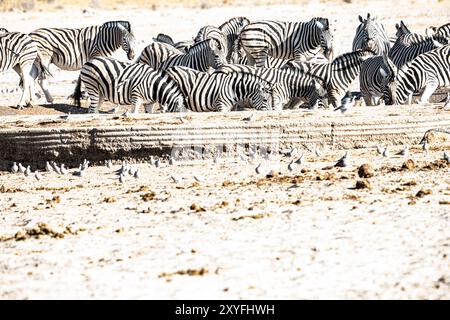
[8,142,450,184]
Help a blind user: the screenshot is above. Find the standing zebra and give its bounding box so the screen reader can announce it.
[238,17,334,68]
[352,13,390,55]
[30,20,135,104]
[136,42,183,69]
[218,17,250,63]
[0,30,47,109]
[72,57,186,114]
[159,39,227,72]
[384,45,450,105]
[283,49,375,108]
[215,64,327,110]
[165,66,273,112]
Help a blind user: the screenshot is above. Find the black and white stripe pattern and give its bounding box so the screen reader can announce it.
[30,21,135,103]
[152,33,193,52]
[165,66,273,112]
[352,13,390,55]
[136,42,183,70]
[72,57,186,113]
[384,45,450,105]
[159,38,227,72]
[426,23,450,40]
[0,30,39,108]
[215,64,327,110]
[194,25,228,60]
[238,17,333,68]
[283,49,375,108]
[218,16,250,63]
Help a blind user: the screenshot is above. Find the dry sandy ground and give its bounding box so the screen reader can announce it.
[0,0,450,299]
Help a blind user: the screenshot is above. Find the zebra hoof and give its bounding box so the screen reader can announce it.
[16,105,25,110]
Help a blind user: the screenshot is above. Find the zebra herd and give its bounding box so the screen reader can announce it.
[0,15,449,113]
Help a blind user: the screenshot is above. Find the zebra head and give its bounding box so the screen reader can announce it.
[356,14,390,55]
[308,78,327,109]
[313,18,334,61]
[117,24,135,60]
[380,53,398,105]
[207,38,227,69]
[395,20,411,38]
[253,80,274,111]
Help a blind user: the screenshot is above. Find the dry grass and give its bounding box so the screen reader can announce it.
[0,0,334,11]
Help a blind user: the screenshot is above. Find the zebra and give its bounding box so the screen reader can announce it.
[194,26,228,60]
[238,17,333,68]
[29,20,135,104]
[72,57,186,114]
[352,13,390,55]
[389,32,449,68]
[214,64,327,110]
[152,33,194,52]
[282,49,375,108]
[218,17,250,63]
[426,23,450,40]
[159,38,227,72]
[136,42,183,69]
[0,30,48,109]
[383,45,450,105]
[165,66,273,112]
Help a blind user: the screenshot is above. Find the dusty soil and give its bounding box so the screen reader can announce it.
[0,0,449,299]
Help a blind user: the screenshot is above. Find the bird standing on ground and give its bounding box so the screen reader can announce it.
[285,147,297,157]
[255,163,262,174]
[11,162,18,173]
[422,141,430,153]
[34,170,42,181]
[396,145,409,157]
[154,158,160,168]
[314,147,322,158]
[294,153,305,165]
[334,91,355,113]
[288,160,296,172]
[18,163,26,173]
[134,168,140,179]
[443,150,450,163]
[382,147,390,158]
[24,165,31,176]
[376,145,385,155]
[60,164,68,175]
[335,152,350,167]
[45,161,53,173]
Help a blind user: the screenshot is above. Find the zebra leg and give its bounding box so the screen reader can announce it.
[131,96,143,114]
[38,78,54,104]
[13,66,27,109]
[418,82,438,104]
[87,94,102,114]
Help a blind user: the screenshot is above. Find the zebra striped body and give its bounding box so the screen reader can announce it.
[159,39,227,72]
[389,33,448,68]
[359,56,391,105]
[427,23,450,40]
[384,45,450,105]
[165,66,273,112]
[0,31,39,108]
[136,42,183,69]
[215,64,326,110]
[283,50,375,108]
[218,17,250,63]
[239,18,333,68]
[352,13,390,55]
[73,57,185,113]
[30,21,135,103]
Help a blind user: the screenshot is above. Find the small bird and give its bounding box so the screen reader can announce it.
[169,157,175,165]
[314,147,322,158]
[121,110,130,118]
[119,174,125,183]
[73,165,85,177]
[443,150,449,163]
[60,112,71,121]
[396,145,409,157]
[242,113,255,122]
[34,170,42,181]
[255,163,262,174]
[11,162,18,173]
[134,168,140,179]
[45,161,54,173]
[335,152,350,167]
[24,165,31,176]
[171,175,181,183]
[149,156,155,166]
[422,141,430,153]
[193,175,205,183]
[294,153,305,165]
[18,163,26,173]
[154,158,160,168]
[376,145,385,155]
[60,164,68,175]
[443,92,450,109]
[106,160,112,169]
[285,147,297,157]
[334,91,354,113]
[382,147,390,158]
[81,160,90,170]
[52,162,61,175]
[288,160,296,172]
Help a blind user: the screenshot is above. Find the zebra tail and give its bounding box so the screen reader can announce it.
[35,54,52,79]
[69,76,83,108]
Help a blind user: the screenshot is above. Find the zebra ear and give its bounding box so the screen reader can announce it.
[358,15,364,23]
[367,13,371,20]
[425,27,436,37]
[315,20,325,30]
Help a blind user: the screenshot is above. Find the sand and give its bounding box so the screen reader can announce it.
[0,0,449,299]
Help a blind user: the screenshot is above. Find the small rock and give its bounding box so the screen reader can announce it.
[416,189,432,198]
[358,163,375,178]
[402,159,415,171]
[355,179,372,189]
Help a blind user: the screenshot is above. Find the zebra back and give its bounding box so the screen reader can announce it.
[352,13,390,55]
[0,31,37,72]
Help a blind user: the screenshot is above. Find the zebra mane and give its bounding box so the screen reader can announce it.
[102,21,133,35]
[185,38,217,54]
[153,33,175,45]
[331,49,375,65]
[395,33,447,47]
[194,25,222,43]
[0,27,9,35]
[218,16,250,34]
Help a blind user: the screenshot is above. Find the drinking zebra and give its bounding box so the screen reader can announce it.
[165,66,273,112]
[29,20,135,103]
[0,30,48,109]
[136,42,183,69]
[282,49,375,108]
[238,17,333,68]
[352,13,390,55]
[215,64,327,110]
[72,57,186,114]
[383,45,450,105]
[158,38,227,72]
